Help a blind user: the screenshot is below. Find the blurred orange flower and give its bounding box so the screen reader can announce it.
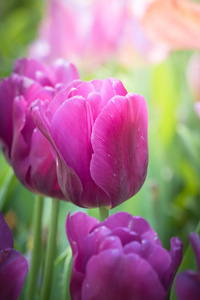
[142,0,200,51]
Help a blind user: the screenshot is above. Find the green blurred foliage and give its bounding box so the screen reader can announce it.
[0,0,44,79]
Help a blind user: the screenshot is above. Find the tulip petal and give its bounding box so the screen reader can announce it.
[50,95,109,207]
[175,271,200,300]
[66,212,98,257]
[66,212,99,300]
[91,93,148,207]
[31,99,84,204]
[0,248,28,300]
[91,78,127,107]
[169,237,183,276]
[29,128,64,198]
[82,226,111,272]
[82,250,165,300]
[11,96,29,185]
[14,58,53,86]
[0,212,13,250]
[94,213,155,237]
[51,58,80,85]
[0,78,14,158]
[190,233,200,271]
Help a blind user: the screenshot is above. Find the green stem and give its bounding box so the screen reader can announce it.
[26,195,44,300]
[41,198,60,300]
[61,247,72,300]
[99,207,109,222]
[0,168,14,210]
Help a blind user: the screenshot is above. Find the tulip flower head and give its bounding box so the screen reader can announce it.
[66,211,183,300]
[32,77,148,208]
[0,211,28,300]
[175,232,200,300]
[0,58,79,198]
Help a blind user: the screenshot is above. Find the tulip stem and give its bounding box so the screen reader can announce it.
[99,207,109,222]
[26,195,44,300]
[61,247,72,300]
[41,198,60,300]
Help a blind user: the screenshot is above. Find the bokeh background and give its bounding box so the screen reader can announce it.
[0,0,200,299]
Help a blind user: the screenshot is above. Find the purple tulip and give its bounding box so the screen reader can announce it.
[31,77,148,208]
[0,211,28,300]
[175,232,200,300]
[0,58,79,198]
[66,211,183,300]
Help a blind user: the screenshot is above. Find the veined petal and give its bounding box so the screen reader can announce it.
[90,93,148,207]
[29,128,64,198]
[11,96,29,185]
[14,58,53,86]
[91,78,127,107]
[51,58,80,85]
[82,250,165,300]
[66,212,98,257]
[0,248,28,300]
[175,271,200,300]
[50,95,109,207]
[31,99,83,205]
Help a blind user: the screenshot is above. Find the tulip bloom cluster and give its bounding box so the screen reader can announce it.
[175,232,200,300]
[66,211,183,300]
[32,77,148,208]
[0,211,28,300]
[0,58,79,199]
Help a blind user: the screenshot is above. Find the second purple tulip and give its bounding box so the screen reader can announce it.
[32,77,148,208]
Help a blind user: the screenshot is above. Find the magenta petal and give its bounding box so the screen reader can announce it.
[175,271,200,300]
[29,128,64,198]
[91,93,148,207]
[145,245,172,290]
[47,80,82,119]
[0,248,28,300]
[82,226,111,272]
[0,212,13,250]
[51,58,80,85]
[66,212,98,257]
[31,99,83,204]
[66,212,98,300]
[50,96,109,207]
[0,78,14,157]
[82,250,165,300]
[11,96,29,185]
[190,232,200,271]
[93,78,127,106]
[14,58,53,86]
[99,236,123,252]
[94,213,155,237]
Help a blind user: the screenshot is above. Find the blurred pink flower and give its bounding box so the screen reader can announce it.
[141,0,200,51]
[187,53,200,118]
[29,0,169,70]
[29,0,128,70]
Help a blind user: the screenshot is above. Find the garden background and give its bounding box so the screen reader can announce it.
[0,0,200,299]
